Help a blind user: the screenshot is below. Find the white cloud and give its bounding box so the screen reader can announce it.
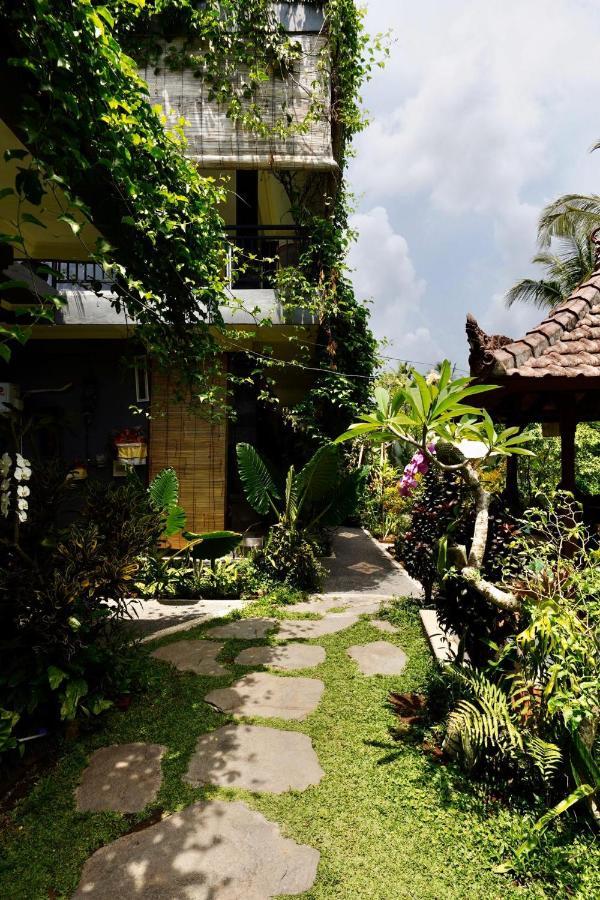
[347,207,443,365]
[347,0,600,364]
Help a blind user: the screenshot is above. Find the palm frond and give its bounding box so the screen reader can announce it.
[538,194,600,246]
[505,279,563,310]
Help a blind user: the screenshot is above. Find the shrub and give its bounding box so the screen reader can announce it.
[0,476,163,757]
[253,525,325,593]
[395,467,468,600]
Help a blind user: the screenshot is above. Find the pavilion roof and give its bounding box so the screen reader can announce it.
[469,269,600,379]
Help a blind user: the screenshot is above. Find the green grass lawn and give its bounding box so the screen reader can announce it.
[0,598,598,899]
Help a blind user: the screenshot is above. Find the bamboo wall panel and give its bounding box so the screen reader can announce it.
[149,370,227,548]
[140,35,335,170]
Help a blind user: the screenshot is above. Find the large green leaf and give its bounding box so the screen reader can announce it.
[164,504,187,537]
[317,466,369,528]
[184,530,242,561]
[149,467,179,512]
[236,443,280,516]
[296,444,340,504]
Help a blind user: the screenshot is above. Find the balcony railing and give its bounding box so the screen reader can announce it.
[225,225,307,290]
[30,225,307,296]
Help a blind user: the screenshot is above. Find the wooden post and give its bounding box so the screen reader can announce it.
[559,410,577,493]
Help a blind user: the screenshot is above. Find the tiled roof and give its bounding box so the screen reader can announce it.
[487,270,600,378]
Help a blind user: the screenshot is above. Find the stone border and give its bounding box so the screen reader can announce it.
[419,609,467,665]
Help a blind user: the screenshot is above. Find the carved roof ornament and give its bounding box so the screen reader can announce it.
[466,313,513,376]
[467,234,600,379]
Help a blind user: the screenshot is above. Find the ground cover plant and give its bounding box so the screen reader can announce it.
[1,595,598,899]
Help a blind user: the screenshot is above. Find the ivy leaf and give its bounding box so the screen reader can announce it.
[58,213,82,234]
[21,212,47,229]
[47,665,67,690]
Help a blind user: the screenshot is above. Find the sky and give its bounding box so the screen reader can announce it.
[347,0,600,371]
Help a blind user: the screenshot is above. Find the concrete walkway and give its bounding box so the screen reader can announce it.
[320,527,421,598]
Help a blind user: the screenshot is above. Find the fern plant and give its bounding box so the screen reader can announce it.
[447,667,563,787]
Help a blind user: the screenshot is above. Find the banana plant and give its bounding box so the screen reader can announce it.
[335,360,534,613]
[236,442,368,534]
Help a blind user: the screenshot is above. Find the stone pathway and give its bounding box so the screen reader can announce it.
[234,642,325,670]
[205,672,325,721]
[276,613,359,640]
[321,527,421,597]
[76,744,165,813]
[185,724,324,793]
[73,800,319,899]
[208,617,277,639]
[151,639,227,676]
[73,527,418,898]
[347,641,408,675]
[372,618,399,634]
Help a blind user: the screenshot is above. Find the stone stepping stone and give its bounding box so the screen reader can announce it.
[208,617,277,640]
[371,619,399,634]
[234,643,325,671]
[276,614,359,640]
[347,641,408,675]
[75,743,165,813]
[284,596,349,615]
[151,640,227,676]
[73,799,319,899]
[205,672,324,721]
[350,598,384,614]
[185,724,324,794]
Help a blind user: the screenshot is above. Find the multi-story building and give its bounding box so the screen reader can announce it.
[0,2,340,537]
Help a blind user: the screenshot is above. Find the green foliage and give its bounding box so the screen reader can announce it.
[1,0,233,391]
[183,530,242,563]
[236,441,365,533]
[506,231,594,310]
[446,494,600,865]
[148,467,187,537]
[448,667,563,785]
[253,525,325,594]
[236,443,280,516]
[0,477,162,751]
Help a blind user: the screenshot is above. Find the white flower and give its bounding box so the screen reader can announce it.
[0,453,11,476]
[17,509,27,523]
[455,439,488,460]
[17,484,30,498]
[17,498,28,511]
[16,453,30,468]
[1,478,10,492]
[14,466,31,482]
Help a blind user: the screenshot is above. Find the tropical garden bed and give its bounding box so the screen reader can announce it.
[2,595,598,900]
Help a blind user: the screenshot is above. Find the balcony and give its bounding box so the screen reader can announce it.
[22,224,314,332]
[225,225,307,290]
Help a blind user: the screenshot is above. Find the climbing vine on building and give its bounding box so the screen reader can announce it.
[0,0,381,422]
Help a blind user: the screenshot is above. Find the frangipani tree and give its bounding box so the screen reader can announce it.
[335,361,534,611]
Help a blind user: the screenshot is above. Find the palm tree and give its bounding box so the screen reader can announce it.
[538,192,600,246]
[505,230,595,310]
